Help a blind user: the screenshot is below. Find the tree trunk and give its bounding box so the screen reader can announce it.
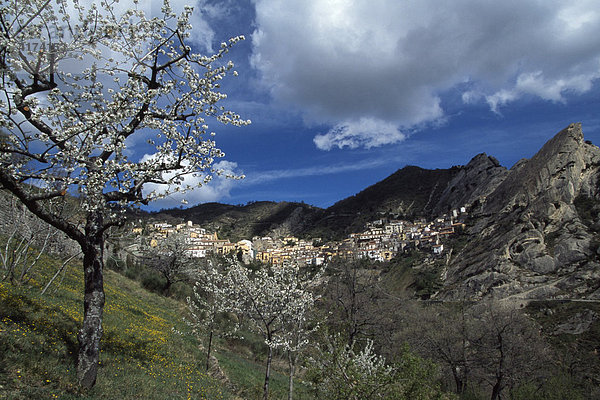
[490,378,502,400]
[288,350,295,400]
[490,333,505,400]
[77,211,106,389]
[163,278,172,297]
[206,330,213,371]
[451,359,469,395]
[263,344,273,400]
[452,368,466,394]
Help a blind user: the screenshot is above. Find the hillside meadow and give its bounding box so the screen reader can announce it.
[0,248,305,399]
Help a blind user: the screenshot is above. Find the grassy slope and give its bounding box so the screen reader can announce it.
[0,250,307,399]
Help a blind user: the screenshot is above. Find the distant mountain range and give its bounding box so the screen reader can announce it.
[153,163,469,240]
[152,123,600,300]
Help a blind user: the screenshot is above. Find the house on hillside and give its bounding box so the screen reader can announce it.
[186,246,209,258]
[236,239,255,262]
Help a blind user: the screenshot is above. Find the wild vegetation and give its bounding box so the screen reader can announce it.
[0,233,320,399]
[0,239,228,399]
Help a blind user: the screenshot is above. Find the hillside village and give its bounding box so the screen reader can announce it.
[134,207,468,266]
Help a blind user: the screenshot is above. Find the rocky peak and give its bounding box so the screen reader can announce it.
[484,123,600,214]
[432,152,508,216]
[441,123,600,301]
[468,153,501,168]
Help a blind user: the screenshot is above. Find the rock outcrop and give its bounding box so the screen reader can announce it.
[432,153,508,216]
[440,123,600,300]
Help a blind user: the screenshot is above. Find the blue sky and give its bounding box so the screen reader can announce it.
[150,0,600,210]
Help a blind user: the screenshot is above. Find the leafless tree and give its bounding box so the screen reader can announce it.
[469,301,550,400]
[322,257,390,346]
[398,300,550,399]
[399,300,472,394]
[139,232,196,295]
[0,193,76,285]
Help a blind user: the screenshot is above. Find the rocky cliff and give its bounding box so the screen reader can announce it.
[440,123,600,300]
[432,153,508,216]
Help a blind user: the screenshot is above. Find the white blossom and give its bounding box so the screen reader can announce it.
[0,0,250,216]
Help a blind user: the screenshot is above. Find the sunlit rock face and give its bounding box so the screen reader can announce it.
[440,123,600,301]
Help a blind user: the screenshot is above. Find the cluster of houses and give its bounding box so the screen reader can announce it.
[135,207,467,266]
[135,221,254,262]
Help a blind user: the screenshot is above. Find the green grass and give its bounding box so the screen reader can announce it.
[0,248,241,399]
[216,350,313,400]
[0,244,318,399]
[215,326,314,400]
[0,257,227,399]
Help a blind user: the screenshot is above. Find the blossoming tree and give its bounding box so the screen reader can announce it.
[223,262,321,400]
[183,257,240,372]
[0,0,249,388]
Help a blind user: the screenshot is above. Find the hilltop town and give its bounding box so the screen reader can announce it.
[134,207,468,266]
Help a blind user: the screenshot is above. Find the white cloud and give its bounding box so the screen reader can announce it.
[484,69,599,113]
[461,91,482,105]
[485,90,518,114]
[251,0,600,149]
[142,159,242,208]
[242,157,387,185]
[313,118,406,150]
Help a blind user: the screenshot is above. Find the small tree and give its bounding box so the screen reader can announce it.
[0,195,56,283]
[400,300,550,399]
[0,0,249,388]
[225,262,320,400]
[403,300,473,395]
[469,302,550,400]
[0,192,78,286]
[323,257,386,346]
[307,335,451,400]
[270,264,322,400]
[184,257,239,371]
[140,232,195,295]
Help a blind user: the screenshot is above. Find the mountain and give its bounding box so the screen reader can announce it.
[153,201,322,241]
[154,166,467,240]
[440,123,600,300]
[431,153,508,216]
[308,165,461,237]
[156,166,466,240]
[305,151,508,238]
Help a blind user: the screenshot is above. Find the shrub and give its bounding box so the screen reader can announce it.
[140,270,166,294]
[306,334,454,400]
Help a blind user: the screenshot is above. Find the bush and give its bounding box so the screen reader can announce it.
[510,374,585,400]
[306,334,454,400]
[123,258,145,281]
[106,256,125,272]
[140,270,166,294]
[168,281,193,301]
